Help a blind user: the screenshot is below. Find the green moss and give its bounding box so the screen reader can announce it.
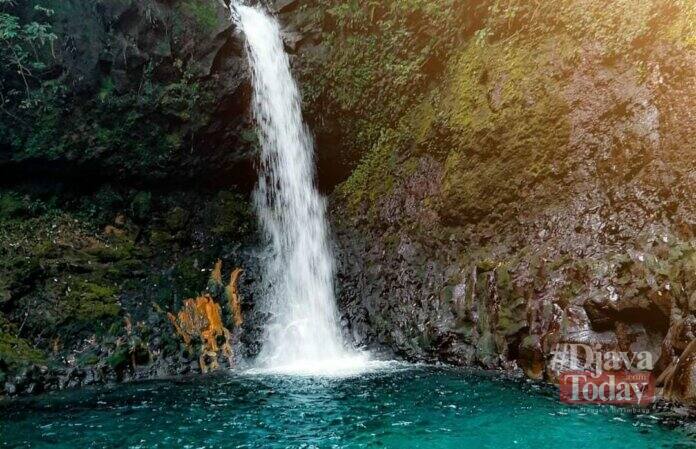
[338,129,401,213]
[130,192,152,222]
[172,256,208,303]
[476,258,498,272]
[326,0,695,227]
[410,101,437,149]
[76,351,100,367]
[165,207,190,232]
[149,229,175,245]
[479,0,695,55]
[336,34,571,222]
[300,0,468,165]
[98,76,115,102]
[62,280,121,326]
[435,38,570,222]
[663,0,696,47]
[7,48,219,179]
[180,0,220,31]
[106,347,129,370]
[84,241,137,263]
[0,332,46,371]
[496,296,527,336]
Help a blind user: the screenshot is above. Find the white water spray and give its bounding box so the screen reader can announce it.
[232,3,368,375]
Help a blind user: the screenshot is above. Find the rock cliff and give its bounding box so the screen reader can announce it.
[2,0,696,406]
[294,0,696,403]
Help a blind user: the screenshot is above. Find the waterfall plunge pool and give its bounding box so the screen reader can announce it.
[2,366,694,448]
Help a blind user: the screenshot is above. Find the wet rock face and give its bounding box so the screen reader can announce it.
[327,5,696,402]
[55,0,233,90]
[333,156,696,384]
[2,0,256,187]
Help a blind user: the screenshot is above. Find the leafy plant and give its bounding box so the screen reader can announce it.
[0,0,56,112]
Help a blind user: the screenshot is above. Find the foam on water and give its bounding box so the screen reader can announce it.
[244,357,408,378]
[232,3,369,376]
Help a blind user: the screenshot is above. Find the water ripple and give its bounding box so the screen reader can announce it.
[1,366,693,449]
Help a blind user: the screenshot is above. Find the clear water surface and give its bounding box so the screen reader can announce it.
[1,366,694,449]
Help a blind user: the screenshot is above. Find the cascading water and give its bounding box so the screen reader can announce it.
[232,3,368,375]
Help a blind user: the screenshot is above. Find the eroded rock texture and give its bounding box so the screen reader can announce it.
[299,0,696,403]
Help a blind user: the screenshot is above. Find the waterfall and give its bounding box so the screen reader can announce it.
[232,3,368,375]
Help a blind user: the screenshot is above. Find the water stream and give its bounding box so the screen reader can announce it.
[232,4,368,375]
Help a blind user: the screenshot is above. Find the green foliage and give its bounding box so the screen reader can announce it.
[0,313,45,371]
[437,39,570,222]
[131,192,152,222]
[7,57,217,178]
[0,191,25,219]
[73,185,124,225]
[106,347,129,370]
[0,190,49,221]
[0,1,56,110]
[477,0,696,56]
[0,181,255,379]
[98,76,115,102]
[76,351,100,367]
[331,0,694,222]
[0,0,231,183]
[159,65,209,123]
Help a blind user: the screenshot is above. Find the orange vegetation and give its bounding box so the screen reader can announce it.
[211,259,223,285]
[167,260,244,373]
[226,268,244,327]
[168,295,233,373]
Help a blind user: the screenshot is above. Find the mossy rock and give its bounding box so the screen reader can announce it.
[476,258,498,272]
[58,280,121,335]
[330,0,696,228]
[0,332,46,372]
[106,347,130,371]
[209,191,253,240]
[437,39,570,223]
[337,129,401,214]
[76,351,100,368]
[171,257,209,303]
[130,192,152,222]
[84,240,137,263]
[178,0,223,32]
[497,297,528,337]
[479,0,696,56]
[149,229,177,245]
[165,207,190,232]
[0,193,27,220]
